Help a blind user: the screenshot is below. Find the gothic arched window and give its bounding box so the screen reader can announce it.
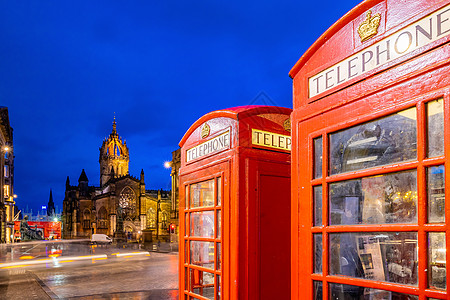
[98,206,108,229]
[147,208,156,228]
[161,211,168,229]
[119,187,135,209]
[119,186,136,216]
[83,209,91,229]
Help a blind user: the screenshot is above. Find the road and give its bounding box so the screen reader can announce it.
[0,241,179,299]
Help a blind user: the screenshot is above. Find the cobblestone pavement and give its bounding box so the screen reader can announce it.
[0,269,51,300]
[0,249,179,299]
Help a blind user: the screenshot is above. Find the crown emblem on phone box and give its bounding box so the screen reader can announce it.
[358,10,381,42]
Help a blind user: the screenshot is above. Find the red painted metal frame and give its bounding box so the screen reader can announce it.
[291,1,450,299]
[179,106,292,300]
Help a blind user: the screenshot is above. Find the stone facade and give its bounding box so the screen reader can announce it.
[0,107,14,244]
[62,119,171,241]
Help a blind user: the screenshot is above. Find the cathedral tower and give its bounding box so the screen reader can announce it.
[99,117,129,187]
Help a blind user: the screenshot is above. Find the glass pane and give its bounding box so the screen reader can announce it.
[216,242,221,270]
[185,267,189,291]
[216,210,221,239]
[190,269,214,299]
[216,275,221,300]
[329,283,418,299]
[314,136,323,179]
[330,107,417,175]
[217,177,221,206]
[428,232,446,290]
[185,185,188,208]
[314,186,323,226]
[329,170,417,225]
[190,180,215,208]
[185,213,188,236]
[329,232,418,285]
[427,99,444,158]
[185,240,189,263]
[190,211,214,238]
[313,281,322,300]
[314,234,322,274]
[190,241,215,269]
[427,165,445,223]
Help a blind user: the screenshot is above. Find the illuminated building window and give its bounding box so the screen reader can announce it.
[147,208,156,228]
[4,185,9,199]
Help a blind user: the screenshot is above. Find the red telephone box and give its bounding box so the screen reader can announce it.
[179,105,292,300]
[290,0,449,299]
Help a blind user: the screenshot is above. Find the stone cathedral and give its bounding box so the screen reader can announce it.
[62,119,171,241]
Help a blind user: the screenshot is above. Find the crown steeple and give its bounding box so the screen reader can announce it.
[99,116,129,187]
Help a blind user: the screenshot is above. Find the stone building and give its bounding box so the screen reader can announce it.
[62,119,171,241]
[0,107,14,244]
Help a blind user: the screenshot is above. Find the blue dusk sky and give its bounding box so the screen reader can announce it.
[0,0,361,213]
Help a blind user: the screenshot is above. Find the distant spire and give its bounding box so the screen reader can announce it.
[66,176,70,189]
[47,189,55,216]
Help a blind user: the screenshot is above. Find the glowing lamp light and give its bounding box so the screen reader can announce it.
[164,161,171,169]
[3,146,9,152]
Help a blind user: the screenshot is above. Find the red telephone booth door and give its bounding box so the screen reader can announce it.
[257,162,291,300]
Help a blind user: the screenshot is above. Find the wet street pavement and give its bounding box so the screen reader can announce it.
[0,240,178,299]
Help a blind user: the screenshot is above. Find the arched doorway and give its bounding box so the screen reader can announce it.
[123,220,137,241]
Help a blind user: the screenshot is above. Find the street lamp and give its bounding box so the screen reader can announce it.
[164,161,171,169]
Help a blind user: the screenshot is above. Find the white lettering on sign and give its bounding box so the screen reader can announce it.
[186,130,230,162]
[252,129,291,151]
[309,4,450,98]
